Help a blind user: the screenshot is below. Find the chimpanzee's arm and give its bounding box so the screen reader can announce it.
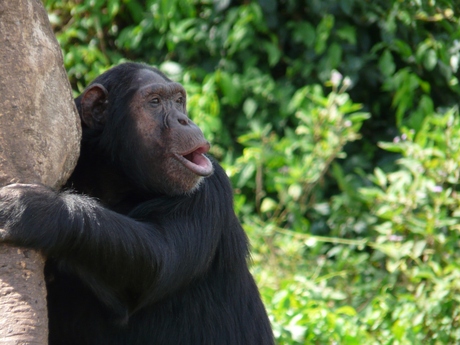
[0,167,234,307]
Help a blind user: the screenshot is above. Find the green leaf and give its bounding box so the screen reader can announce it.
[243,98,258,119]
[378,142,405,153]
[336,25,356,44]
[315,15,334,54]
[423,49,438,71]
[262,41,281,67]
[260,198,277,213]
[336,305,357,316]
[374,167,388,187]
[288,184,302,200]
[328,43,342,69]
[379,49,396,77]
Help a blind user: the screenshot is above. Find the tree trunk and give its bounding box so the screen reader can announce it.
[0,0,81,343]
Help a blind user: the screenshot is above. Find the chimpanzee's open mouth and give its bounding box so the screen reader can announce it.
[174,143,214,176]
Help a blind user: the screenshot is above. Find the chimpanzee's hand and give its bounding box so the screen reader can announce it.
[0,183,57,244]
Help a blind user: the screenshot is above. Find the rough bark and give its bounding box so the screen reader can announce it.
[0,249,49,345]
[0,0,81,344]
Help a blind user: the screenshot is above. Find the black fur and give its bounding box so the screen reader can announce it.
[0,63,274,345]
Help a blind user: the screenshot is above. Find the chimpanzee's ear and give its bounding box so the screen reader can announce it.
[80,83,109,128]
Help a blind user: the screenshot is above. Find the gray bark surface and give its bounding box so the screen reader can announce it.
[0,0,81,343]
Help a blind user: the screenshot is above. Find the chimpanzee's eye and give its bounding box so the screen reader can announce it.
[150,97,160,105]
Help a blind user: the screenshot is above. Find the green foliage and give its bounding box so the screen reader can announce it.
[45,0,460,343]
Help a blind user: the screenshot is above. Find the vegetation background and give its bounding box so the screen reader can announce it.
[44,0,460,343]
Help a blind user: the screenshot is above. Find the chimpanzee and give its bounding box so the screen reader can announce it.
[0,62,274,345]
